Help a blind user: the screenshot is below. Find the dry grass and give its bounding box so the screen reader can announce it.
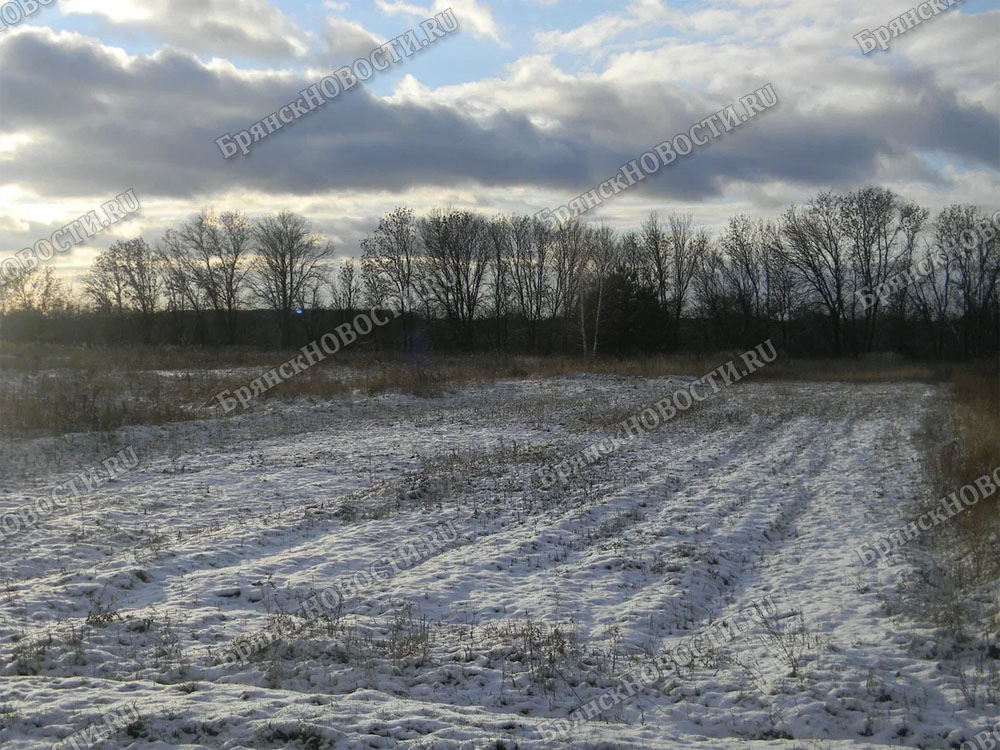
[0,342,287,436]
[0,341,971,437]
[0,341,293,372]
[908,365,1000,641]
[0,371,197,437]
[260,351,755,403]
[268,353,719,397]
[756,359,941,383]
[266,351,946,403]
[1,341,947,382]
[930,369,1000,538]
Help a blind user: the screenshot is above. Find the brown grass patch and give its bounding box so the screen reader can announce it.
[0,340,973,436]
[0,371,197,436]
[0,341,294,372]
[929,369,1000,540]
[260,350,945,403]
[909,363,1000,638]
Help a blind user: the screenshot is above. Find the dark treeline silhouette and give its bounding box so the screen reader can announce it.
[2,188,998,359]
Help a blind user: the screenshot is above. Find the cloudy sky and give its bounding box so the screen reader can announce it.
[1,0,997,288]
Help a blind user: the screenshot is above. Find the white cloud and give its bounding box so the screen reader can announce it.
[58,0,311,59]
[374,0,505,45]
[534,0,672,51]
[322,17,385,62]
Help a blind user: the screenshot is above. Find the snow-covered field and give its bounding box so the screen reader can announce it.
[0,374,995,748]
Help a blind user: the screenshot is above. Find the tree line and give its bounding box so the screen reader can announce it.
[1,186,997,359]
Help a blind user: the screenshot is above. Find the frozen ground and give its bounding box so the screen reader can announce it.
[0,375,995,748]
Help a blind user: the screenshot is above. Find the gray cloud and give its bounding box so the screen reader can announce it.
[0,26,997,209]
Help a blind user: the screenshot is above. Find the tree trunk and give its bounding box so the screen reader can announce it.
[592,285,603,357]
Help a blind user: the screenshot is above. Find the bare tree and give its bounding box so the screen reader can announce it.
[508,215,550,350]
[777,192,850,356]
[84,243,127,319]
[762,221,800,349]
[118,238,160,341]
[334,258,361,312]
[693,245,727,322]
[485,215,513,351]
[720,215,766,342]
[668,213,706,330]
[361,207,419,348]
[841,187,927,353]
[251,211,334,348]
[361,207,418,311]
[418,208,488,348]
[587,223,617,356]
[619,230,644,279]
[1,265,36,313]
[37,268,70,314]
[160,217,210,342]
[883,206,926,324]
[0,266,70,314]
[84,238,160,341]
[159,209,251,343]
[215,211,254,343]
[550,218,589,350]
[574,227,595,356]
[938,205,1000,356]
[159,249,208,343]
[910,222,957,358]
[19,190,987,358]
[641,212,669,307]
[361,257,391,309]
[300,272,330,342]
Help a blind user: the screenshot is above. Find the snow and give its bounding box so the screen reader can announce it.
[0,375,995,748]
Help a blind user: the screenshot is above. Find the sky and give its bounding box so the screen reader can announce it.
[0,0,998,289]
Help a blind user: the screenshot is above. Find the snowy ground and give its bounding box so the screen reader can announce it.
[0,374,995,748]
